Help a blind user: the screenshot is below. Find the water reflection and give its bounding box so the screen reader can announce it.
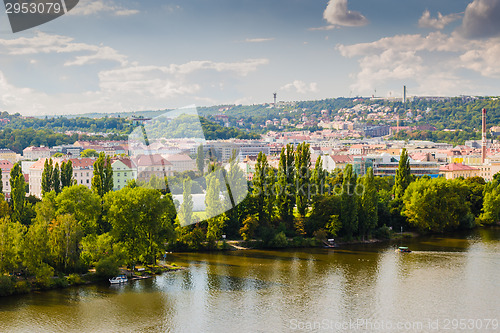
[1,228,499,332]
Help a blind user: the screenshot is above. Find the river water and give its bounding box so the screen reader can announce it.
[1,228,500,332]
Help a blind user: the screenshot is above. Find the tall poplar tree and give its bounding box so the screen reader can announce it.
[340,164,358,240]
[0,168,3,194]
[41,158,53,196]
[206,173,224,248]
[178,178,193,227]
[92,153,113,197]
[252,152,269,225]
[358,167,378,240]
[52,163,61,194]
[311,155,326,197]
[295,142,311,217]
[196,144,204,175]
[393,148,411,199]
[9,163,26,224]
[60,160,74,188]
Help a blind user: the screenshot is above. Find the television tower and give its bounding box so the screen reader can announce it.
[273,92,277,105]
[482,108,487,164]
[403,85,407,111]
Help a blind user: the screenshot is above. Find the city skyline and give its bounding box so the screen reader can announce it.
[0,0,499,116]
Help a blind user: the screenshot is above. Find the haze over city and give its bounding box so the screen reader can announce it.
[1,0,500,115]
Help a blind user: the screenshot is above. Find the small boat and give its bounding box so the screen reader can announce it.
[109,274,128,284]
[323,239,336,248]
[396,246,411,253]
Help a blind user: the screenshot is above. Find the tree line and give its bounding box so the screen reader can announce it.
[1,148,500,296]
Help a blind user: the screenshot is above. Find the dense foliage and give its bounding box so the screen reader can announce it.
[1,148,499,296]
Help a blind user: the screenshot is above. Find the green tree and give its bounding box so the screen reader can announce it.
[311,155,326,197]
[48,214,83,272]
[295,142,311,217]
[393,148,411,199]
[326,215,342,237]
[276,147,290,223]
[340,164,358,240]
[52,163,61,194]
[9,163,26,224]
[0,217,25,274]
[223,154,248,237]
[178,178,193,226]
[105,187,176,265]
[205,173,225,248]
[41,158,53,196]
[0,168,3,194]
[22,218,51,276]
[196,144,204,174]
[81,149,99,157]
[56,185,101,235]
[358,167,378,240]
[91,152,113,197]
[240,215,258,241]
[252,152,273,225]
[403,178,472,232]
[478,179,500,225]
[60,160,74,188]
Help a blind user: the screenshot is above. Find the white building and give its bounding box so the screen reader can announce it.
[29,157,96,198]
[163,154,197,173]
[23,146,51,160]
[0,160,13,196]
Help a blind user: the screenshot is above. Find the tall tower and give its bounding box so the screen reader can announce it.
[482,108,487,164]
[403,85,407,111]
[273,92,277,105]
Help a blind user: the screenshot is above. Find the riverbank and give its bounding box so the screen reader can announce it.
[0,263,184,297]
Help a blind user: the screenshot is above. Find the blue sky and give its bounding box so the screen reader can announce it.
[0,0,499,115]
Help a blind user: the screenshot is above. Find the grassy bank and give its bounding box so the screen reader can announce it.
[0,263,183,297]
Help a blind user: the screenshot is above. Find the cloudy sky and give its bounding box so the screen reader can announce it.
[0,0,500,115]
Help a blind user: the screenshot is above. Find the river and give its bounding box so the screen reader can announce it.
[1,228,500,332]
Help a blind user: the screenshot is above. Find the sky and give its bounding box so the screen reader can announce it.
[0,0,500,116]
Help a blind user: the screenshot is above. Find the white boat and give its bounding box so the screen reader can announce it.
[109,274,128,284]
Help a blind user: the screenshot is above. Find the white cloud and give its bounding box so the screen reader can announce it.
[323,0,368,27]
[308,25,337,31]
[459,38,500,76]
[459,0,500,38]
[69,0,139,16]
[280,80,318,94]
[418,10,461,30]
[336,30,500,96]
[244,38,275,43]
[0,41,269,115]
[0,31,128,66]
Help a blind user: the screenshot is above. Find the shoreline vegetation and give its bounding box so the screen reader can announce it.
[2,225,499,297]
[2,147,500,298]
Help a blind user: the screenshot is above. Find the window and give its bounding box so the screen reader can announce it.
[80,179,83,184]
[86,179,89,184]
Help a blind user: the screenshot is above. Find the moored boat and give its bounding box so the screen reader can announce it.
[109,274,128,284]
[396,246,411,253]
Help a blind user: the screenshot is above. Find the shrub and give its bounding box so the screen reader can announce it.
[54,277,69,288]
[67,273,84,285]
[14,280,31,294]
[373,224,392,240]
[34,264,55,289]
[292,236,306,247]
[95,258,119,279]
[271,231,288,248]
[0,275,15,296]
